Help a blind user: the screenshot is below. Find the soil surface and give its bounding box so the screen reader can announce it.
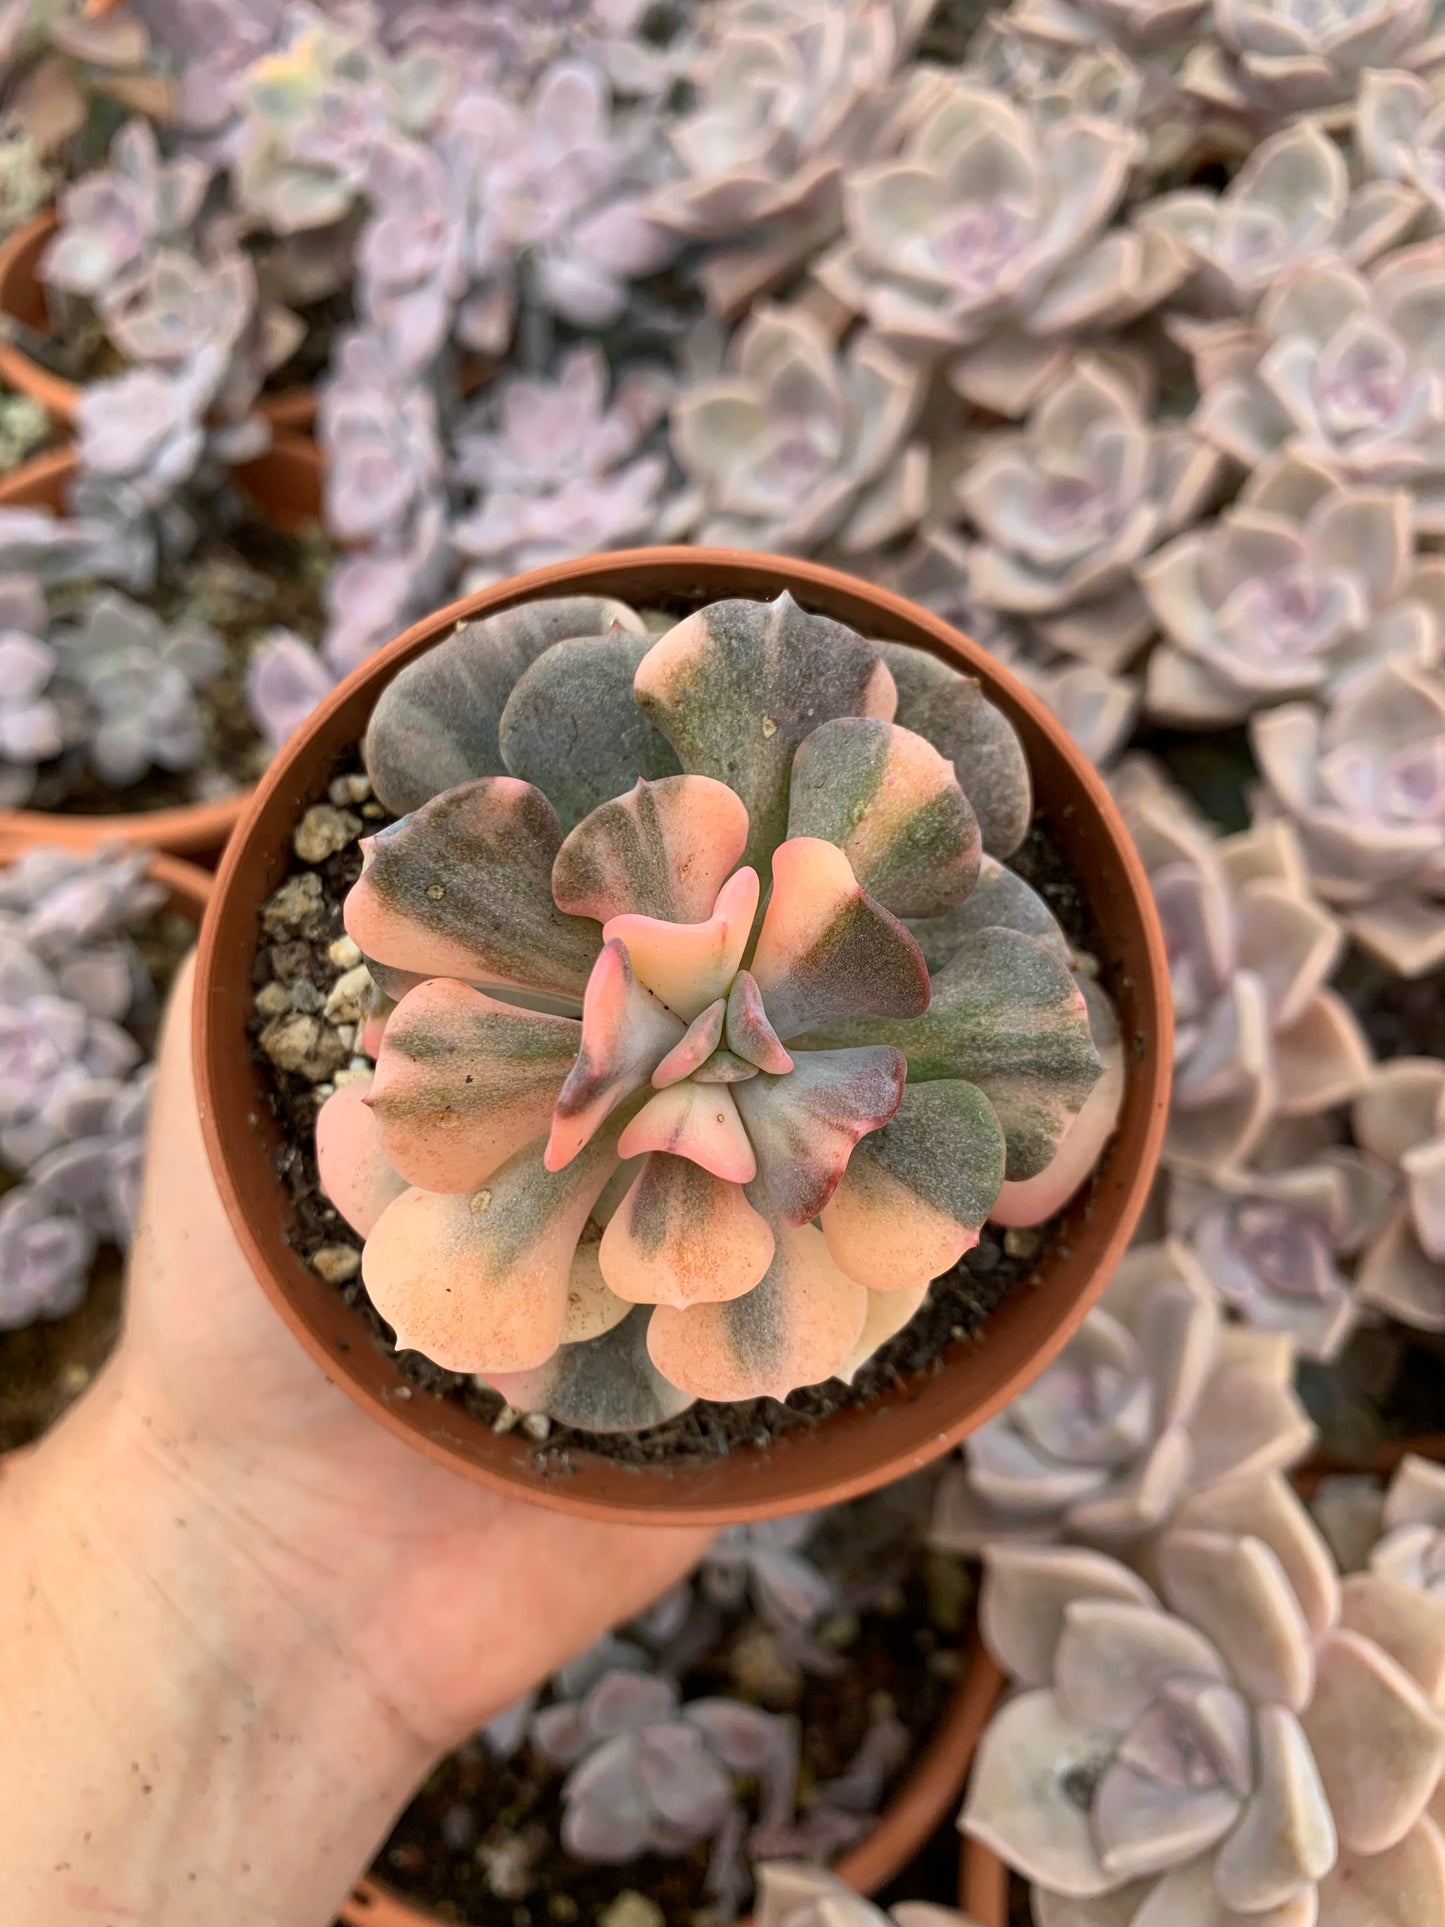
[249,749,1112,1475]
[27,494,331,816]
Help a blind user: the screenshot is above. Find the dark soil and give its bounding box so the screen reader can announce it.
[250,753,1110,1476]
[363,1486,975,1927]
[29,497,332,815]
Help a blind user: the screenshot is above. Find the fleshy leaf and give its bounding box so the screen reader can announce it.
[1158,1528,1314,1711]
[370,978,581,1192]
[812,929,1100,1180]
[961,1688,1113,1898]
[560,1241,631,1344]
[315,1079,407,1236]
[1212,1707,1335,1914]
[693,1050,759,1083]
[647,1213,868,1403]
[1300,1630,1445,1856]
[991,976,1124,1227]
[787,716,981,917]
[837,1282,930,1381]
[820,1078,1006,1291]
[633,591,896,873]
[362,1124,621,1374]
[980,1543,1157,1688]
[906,854,1071,976]
[486,1307,696,1435]
[345,778,601,996]
[499,626,682,831]
[599,1152,776,1308]
[1315,1820,1445,1927]
[749,838,929,1041]
[604,866,760,1022]
[365,596,646,815]
[545,939,685,1171]
[552,775,750,925]
[651,1000,726,1088]
[734,1045,907,1227]
[617,1082,757,1183]
[877,641,1032,858]
[725,969,793,1074]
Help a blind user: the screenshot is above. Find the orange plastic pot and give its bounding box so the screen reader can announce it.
[0,209,317,431]
[194,547,1172,1524]
[342,1627,1003,1927]
[0,438,323,858]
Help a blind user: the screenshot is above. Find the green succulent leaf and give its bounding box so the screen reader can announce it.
[485,1308,697,1435]
[906,854,1071,975]
[878,641,1032,858]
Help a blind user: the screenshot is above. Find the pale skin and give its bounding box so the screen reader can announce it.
[0,955,713,1926]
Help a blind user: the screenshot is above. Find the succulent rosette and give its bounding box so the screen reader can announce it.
[315,592,1107,1434]
[1353,1057,1445,1329]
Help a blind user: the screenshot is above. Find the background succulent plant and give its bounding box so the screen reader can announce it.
[315,589,1110,1431]
[1352,1057,1445,1328]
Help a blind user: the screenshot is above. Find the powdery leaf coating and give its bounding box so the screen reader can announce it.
[369,977,582,1192]
[877,642,1032,859]
[633,590,897,874]
[485,1308,697,1436]
[733,1045,908,1226]
[787,716,981,917]
[599,1152,777,1308]
[364,595,647,817]
[553,777,751,926]
[725,971,794,1076]
[905,855,1071,976]
[314,1078,409,1236]
[498,625,682,831]
[544,939,684,1172]
[345,777,602,997]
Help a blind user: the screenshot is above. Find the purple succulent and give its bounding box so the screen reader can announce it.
[1357,68,1445,231]
[0,1183,96,1330]
[1353,1058,1445,1329]
[0,844,162,968]
[356,132,465,374]
[244,627,335,752]
[41,119,210,301]
[321,501,453,677]
[0,993,140,1171]
[0,576,67,808]
[125,0,285,155]
[77,354,220,506]
[318,329,443,546]
[702,1515,835,1632]
[1182,0,1445,121]
[28,1068,153,1247]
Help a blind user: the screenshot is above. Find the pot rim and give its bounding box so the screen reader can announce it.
[0,208,316,429]
[194,546,1172,1524]
[340,1625,1002,1927]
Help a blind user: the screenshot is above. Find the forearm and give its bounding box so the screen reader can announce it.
[0,1380,432,1927]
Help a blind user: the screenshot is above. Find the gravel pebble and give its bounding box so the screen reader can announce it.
[599,1895,664,1927]
[255,981,290,1020]
[293,803,362,864]
[312,1245,361,1284]
[259,1011,349,1080]
[521,1411,552,1441]
[261,872,327,940]
[287,979,324,1014]
[1003,1227,1041,1259]
[329,772,373,807]
[328,934,362,970]
[325,963,373,1024]
[334,1064,373,1087]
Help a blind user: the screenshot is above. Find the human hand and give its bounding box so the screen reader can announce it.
[0,952,711,1926]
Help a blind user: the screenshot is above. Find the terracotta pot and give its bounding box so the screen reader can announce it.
[0,209,317,431]
[0,438,323,858]
[340,1627,1002,1927]
[194,547,1172,1524]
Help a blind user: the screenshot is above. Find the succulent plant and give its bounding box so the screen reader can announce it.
[963,1475,1445,1922]
[318,328,443,547]
[1188,245,1445,532]
[353,129,464,374]
[0,1178,96,1330]
[0,4,170,158]
[244,626,334,752]
[957,358,1222,671]
[1181,0,1445,122]
[1167,1122,1396,1360]
[1251,658,1445,976]
[647,0,934,317]
[817,74,1185,415]
[322,499,453,678]
[0,574,68,809]
[670,305,928,555]
[125,0,285,156]
[0,390,51,472]
[703,1515,835,1632]
[1357,68,1445,231]
[754,1862,979,1927]
[0,482,156,596]
[49,588,225,788]
[931,1238,1313,1552]
[0,988,140,1172]
[1352,1057,1445,1329]
[315,590,1109,1431]
[1141,121,1420,320]
[452,347,672,583]
[77,353,219,506]
[1114,761,1371,1170]
[1143,452,1445,725]
[1366,1452,1445,1597]
[40,117,211,302]
[375,0,669,95]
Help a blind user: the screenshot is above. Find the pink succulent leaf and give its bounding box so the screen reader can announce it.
[646,1210,868,1404]
[632,590,897,874]
[1342,1573,1445,1699]
[733,1044,906,1227]
[1054,1599,1231,1733]
[693,1050,761,1084]
[314,1078,408,1237]
[617,1081,757,1184]
[962,1688,1118,1898]
[552,775,751,926]
[652,1000,728,1089]
[992,976,1125,1228]
[344,777,602,998]
[820,1077,1005,1292]
[1177,1475,1341,1643]
[978,1542,1158,1690]
[1156,1527,1316,1711]
[905,855,1072,977]
[1183,0,1444,119]
[368,977,581,1192]
[485,1310,696,1436]
[812,928,1099,1181]
[786,716,981,918]
[361,1115,624,1375]
[749,838,929,1043]
[598,1153,776,1308]
[363,595,647,817]
[1315,1821,1445,1926]
[1354,1057,1445,1168]
[1210,1706,1336,1913]
[1300,1629,1445,1856]
[498,625,682,832]
[545,939,686,1172]
[724,971,794,1076]
[604,866,761,1022]
[557,1243,631,1347]
[877,641,1032,859]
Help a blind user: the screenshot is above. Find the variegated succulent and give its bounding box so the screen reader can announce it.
[1143,452,1445,725]
[931,1238,1313,1552]
[964,1475,1445,1923]
[957,358,1222,670]
[1252,658,1445,976]
[1114,761,1371,1172]
[671,306,928,556]
[817,74,1185,415]
[1188,245,1445,532]
[1353,1057,1445,1329]
[314,591,1111,1433]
